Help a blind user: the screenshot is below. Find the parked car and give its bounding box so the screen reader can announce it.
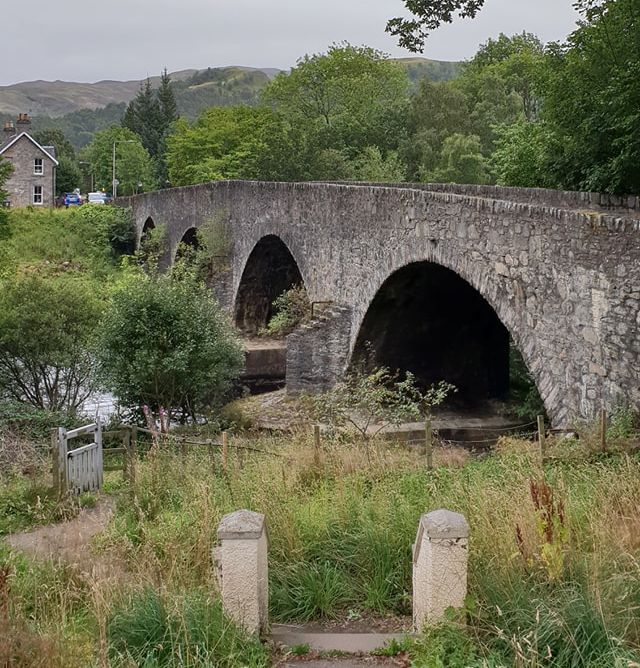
[87,192,107,205]
[63,192,82,207]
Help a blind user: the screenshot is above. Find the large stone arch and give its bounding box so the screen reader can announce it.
[348,244,551,420]
[234,234,307,334]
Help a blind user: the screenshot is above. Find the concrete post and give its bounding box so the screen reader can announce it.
[413,508,469,631]
[215,509,268,636]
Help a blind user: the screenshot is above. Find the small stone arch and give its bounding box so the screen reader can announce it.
[136,216,156,250]
[234,235,306,334]
[174,227,200,264]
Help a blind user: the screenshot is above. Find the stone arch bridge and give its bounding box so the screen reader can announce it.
[122,181,640,427]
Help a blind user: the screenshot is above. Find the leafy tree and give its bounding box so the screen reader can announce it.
[55,156,83,195]
[426,133,491,184]
[31,128,75,161]
[264,285,310,337]
[97,270,243,421]
[309,365,455,460]
[402,79,471,180]
[492,121,558,188]
[263,44,410,176]
[0,274,101,413]
[541,0,640,193]
[387,0,486,52]
[81,126,155,195]
[166,106,300,185]
[351,146,406,182]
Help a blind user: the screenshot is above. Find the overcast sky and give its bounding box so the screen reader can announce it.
[0,0,579,86]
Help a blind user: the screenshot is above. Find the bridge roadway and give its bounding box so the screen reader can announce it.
[120,181,640,427]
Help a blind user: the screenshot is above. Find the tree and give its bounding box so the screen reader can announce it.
[309,365,455,461]
[166,106,300,185]
[123,78,163,158]
[263,44,410,176]
[461,33,547,124]
[0,274,101,413]
[387,0,486,52]
[158,68,178,130]
[426,133,491,184]
[402,79,471,180]
[491,121,558,188]
[97,270,243,421]
[81,126,155,195]
[386,1,601,52]
[541,0,640,193]
[124,71,179,186]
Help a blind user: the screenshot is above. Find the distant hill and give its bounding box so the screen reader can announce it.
[0,67,278,118]
[1,59,461,149]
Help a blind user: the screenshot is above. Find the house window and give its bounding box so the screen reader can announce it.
[34,158,43,175]
[33,185,43,205]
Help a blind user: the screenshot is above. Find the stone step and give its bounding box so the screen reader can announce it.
[271,626,408,654]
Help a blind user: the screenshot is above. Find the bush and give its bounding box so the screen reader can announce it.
[263,284,310,337]
[97,270,243,421]
[0,273,101,412]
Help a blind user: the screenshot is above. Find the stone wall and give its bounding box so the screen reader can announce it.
[2,135,56,207]
[286,305,353,396]
[123,181,640,426]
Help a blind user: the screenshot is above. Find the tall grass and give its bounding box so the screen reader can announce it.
[2,430,640,666]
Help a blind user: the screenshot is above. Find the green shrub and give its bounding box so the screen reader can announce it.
[107,588,269,668]
[0,273,101,412]
[97,269,243,421]
[264,284,310,337]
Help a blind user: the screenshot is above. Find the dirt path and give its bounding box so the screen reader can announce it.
[5,496,120,579]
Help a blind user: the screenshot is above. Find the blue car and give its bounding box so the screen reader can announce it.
[64,192,82,207]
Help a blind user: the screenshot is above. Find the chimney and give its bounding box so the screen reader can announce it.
[16,113,31,132]
[3,121,15,137]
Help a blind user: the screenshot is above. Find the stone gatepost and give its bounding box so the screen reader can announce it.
[215,509,268,635]
[413,508,469,631]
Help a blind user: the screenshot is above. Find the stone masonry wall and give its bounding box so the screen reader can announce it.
[3,135,55,207]
[123,181,640,427]
[286,305,353,395]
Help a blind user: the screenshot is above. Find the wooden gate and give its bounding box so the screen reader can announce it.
[55,421,103,494]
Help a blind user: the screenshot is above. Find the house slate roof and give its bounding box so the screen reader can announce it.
[0,132,60,165]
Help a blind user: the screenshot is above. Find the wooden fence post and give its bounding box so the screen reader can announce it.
[425,419,433,471]
[222,431,228,472]
[57,427,68,497]
[537,415,546,462]
[122,428,130,480]
[95,419,103,490]
[600,408,607,453]
[50,428,59,495]
[129,426,138,491]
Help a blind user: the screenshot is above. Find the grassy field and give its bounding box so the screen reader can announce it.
[1,425,640,667]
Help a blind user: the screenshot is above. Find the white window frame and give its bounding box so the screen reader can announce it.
[33,158,44,175]
[32,185,43,205]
